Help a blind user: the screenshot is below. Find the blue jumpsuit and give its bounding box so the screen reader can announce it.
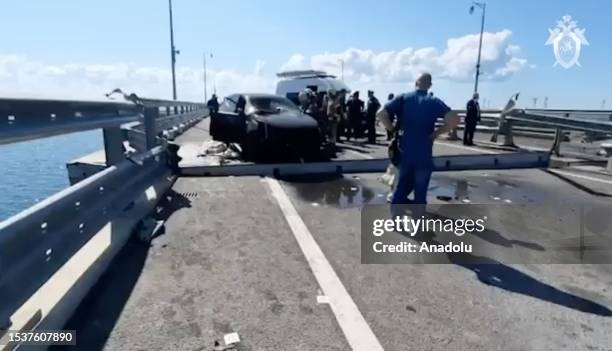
[384,90,451,204]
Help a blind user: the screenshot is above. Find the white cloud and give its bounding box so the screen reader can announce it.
[0,54,273,101]
[0,30,528,104]
[280,54,307,72]
[280,30,528,84]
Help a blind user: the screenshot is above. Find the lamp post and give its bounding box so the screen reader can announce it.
[469,2,486,94]
[168,0,180,100]
[203,52,213,102]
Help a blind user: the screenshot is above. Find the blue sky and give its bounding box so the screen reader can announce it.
[0,0,610,109]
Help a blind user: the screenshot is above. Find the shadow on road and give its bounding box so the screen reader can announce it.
[52,190,192,351]
[405,228,612,317]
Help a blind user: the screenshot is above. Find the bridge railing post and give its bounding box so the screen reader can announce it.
[550,127,563,156]
[601,143,612,172]
[102,127,125,165]
[144,106,159,150]
[502,119,515,147]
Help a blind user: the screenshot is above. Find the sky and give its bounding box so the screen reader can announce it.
[0,0,610,109]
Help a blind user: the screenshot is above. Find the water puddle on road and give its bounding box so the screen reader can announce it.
[282,175,388,208]
[284,172,538,207]
[429,174,535,204]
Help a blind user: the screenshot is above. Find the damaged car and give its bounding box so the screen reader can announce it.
[209,93,323,160]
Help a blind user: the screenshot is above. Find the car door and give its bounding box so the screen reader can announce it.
[211,95,246,143]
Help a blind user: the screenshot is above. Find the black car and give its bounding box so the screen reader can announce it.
[210,93,322,159]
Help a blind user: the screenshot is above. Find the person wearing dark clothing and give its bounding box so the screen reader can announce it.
[345,91,364,141]
[366,90,381,144]
[207,94,219,116]
[235,95,246,115]
[464,93,480,146]
[386,93,395,141]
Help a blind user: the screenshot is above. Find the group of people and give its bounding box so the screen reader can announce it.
[208,72,481,206]
[296,73,466,207]
[298,88,392,146]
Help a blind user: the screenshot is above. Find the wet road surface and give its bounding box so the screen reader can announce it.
[60,119,612,351]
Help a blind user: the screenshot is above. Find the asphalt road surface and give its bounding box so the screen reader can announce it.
[59,119,612,351]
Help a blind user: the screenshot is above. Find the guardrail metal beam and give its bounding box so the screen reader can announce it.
[507,109,612,134]
[180,152,550,177]
[0,97,206,146]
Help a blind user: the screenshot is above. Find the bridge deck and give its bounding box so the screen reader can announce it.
[59,120,612,351]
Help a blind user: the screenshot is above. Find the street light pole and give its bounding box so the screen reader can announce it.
[470,2,486,94]
[168,0,179,100]
[203,53,208,103]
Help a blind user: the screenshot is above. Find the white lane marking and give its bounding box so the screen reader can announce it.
[549,169,612,185]
[265,178,384,351]
[434,140,497,154]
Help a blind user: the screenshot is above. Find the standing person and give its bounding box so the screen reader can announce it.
[386,93,395,141]
[337,89,348,140]
[464,93,480,145]
[377,73,459,205]
[346,91,364,141]
[324,89,341,145]
[366,90,381,144]
[207,94,219,116]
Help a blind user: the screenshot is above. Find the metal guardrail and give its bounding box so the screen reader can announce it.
[0,97,206,145]
[0,146,174,333]
[452,108,612,134]
[180,152,550,177]
[0,94,206,340]
[507,109,612,134]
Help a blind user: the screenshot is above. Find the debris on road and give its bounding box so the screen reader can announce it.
[196,141,242,166]
[223,332,241,345]
[317,295,330,304]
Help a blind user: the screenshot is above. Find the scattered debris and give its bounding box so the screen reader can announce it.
[317,295,330,304]
[503,199,513,203]
[197,141,241,165]
[436,195,453,202]
[212,340,236,351]
[224,333,241,345]
[311,202,320,207]
[492,196,501,201]
[205,141,228,154]
[461,198,471,203]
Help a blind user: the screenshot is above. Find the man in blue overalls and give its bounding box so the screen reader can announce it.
[377,73,459,205]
